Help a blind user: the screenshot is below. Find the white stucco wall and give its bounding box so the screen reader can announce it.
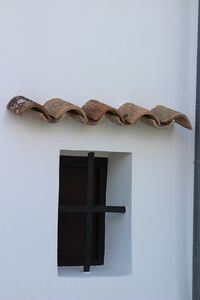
[0,1,197,299]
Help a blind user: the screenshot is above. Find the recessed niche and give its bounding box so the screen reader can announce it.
[57,150,132,277]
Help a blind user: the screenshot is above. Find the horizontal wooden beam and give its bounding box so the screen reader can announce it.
[59,205,126,214]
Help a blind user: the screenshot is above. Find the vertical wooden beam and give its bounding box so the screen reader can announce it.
[84,152,95,272]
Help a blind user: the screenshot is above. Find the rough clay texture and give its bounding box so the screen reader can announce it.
[7,95,192,130]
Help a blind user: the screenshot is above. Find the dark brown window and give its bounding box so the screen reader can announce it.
[57,153,125,272]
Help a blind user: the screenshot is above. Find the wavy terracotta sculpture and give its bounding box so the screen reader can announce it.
[7,95,192,130]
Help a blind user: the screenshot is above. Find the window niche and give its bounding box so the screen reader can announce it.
[58,150,132,277]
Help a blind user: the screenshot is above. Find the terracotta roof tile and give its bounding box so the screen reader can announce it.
[7,96,192,130]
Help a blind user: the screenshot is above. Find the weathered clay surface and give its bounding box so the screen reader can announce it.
[7,96,192,130]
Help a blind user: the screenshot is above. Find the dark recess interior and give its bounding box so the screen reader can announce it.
[58,155,108,267]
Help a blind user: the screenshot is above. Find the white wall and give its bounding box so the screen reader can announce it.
[0,0,197,299]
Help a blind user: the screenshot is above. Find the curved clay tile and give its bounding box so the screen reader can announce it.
[118,103,160,126]
[44,98,88,124]
[6,96,192,130]
[150,105,192,129]
[7,96,52,122]
[82,100,124,125]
